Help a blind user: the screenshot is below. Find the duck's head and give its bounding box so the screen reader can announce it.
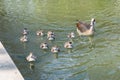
[43,43,48,46]
[91,18,96,26]
[44,42,47,44]
[24,28,27,30]
[48,31,53,34]
[91,18,95,22]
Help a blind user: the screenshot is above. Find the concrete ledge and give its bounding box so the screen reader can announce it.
[0,41,24,80]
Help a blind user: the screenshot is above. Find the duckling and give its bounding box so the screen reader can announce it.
[48,34,55,40]
[47,31,55,40]
[76,18,95,36]
[40,42,49,50]
[26,52,36,62]
[36,30,44,36]
[67,32,75,38]
[51,45,60,53]
[20,35,28,42]
[22,28,28,35]
[64,41,73,49]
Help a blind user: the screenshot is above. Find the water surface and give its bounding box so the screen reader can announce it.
[1,0,120,80]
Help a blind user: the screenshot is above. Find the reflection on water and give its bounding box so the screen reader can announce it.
[53,53,58,59]
[29,62,35,71]
[1,0,120,80]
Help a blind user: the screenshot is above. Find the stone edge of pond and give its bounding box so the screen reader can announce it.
[0,41,24,80]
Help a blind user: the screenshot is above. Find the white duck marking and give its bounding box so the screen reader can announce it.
[26,52,36,62]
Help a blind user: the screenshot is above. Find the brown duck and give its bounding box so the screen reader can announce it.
[76,18,95,36]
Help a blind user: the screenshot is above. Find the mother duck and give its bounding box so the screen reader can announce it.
[76,18,95,36]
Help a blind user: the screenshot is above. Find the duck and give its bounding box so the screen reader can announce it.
[26,52,36,62]
[22,28,28,35]
[64,41,73,49]
[40,42,49,50]
[76,18,95,36]
[36,30,44,36]
[67,32,75,38]
[20,35,28,42]
[51,45,60,53]
[47,31,55,40]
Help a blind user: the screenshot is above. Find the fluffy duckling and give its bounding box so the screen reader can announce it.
[76,18,95,36]
[26,52,36,62]
[47,31,55,40]
[64,41,73,49]
[36,30,44,36]
[22,28,28,35]
[67,32,75,38]
[20,35,28,42]
[40,42,49,50]
[51,45,60,53]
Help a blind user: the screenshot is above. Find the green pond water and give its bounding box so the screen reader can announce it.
[1,0,120,80]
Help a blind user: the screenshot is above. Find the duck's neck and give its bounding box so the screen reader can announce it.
[90,21,95,31]
[90,20,95,26]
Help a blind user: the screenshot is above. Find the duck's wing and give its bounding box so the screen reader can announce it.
[81,22,91,29]
[76,22,90,32]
